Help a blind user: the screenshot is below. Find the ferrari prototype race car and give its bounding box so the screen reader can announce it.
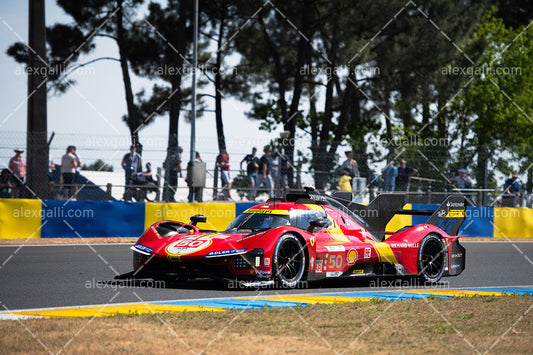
[116,188,466,287]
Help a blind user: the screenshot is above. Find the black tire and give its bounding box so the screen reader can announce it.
[417,233,446,284]
[272,233,306,288]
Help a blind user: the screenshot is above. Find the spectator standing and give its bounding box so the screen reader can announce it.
[8,148,26,198]
[501,171,521,207]
[396,159,418,191]
[255,147,273,198]
[0,169,13,198]
[60,146,80,199]
[453,169,473,189]
[240,147,260,200]
[382,160,398,192]
[162,146,182,202]
[216,147,232,200]
[504,171,520,196]
[122,145,142,187]
[341,151,359,180]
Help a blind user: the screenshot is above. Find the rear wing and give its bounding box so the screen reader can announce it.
[426,195,467,236]
[329,193,467,240]
[395,195,467,236]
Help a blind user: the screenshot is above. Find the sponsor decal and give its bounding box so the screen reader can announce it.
[264,257,271,266]
[451,253,463,258]
[437,210,447,217]
[352,269,364,274]
[316,260,323,273]
[364,247,371,259]
[256,270,272,276]
[446,210,465,218]
[325,245,346,252]
[389,242,419,248]
[310,257,315,269]
[243,208,289,215]
[310,195,327,203]
[326,271,342,278]
[166,237,212,256]
[347,249,358,264]
[447,201,465,207]
[205,248,247,258]
[310,236,315,247]
[133,244,153,254]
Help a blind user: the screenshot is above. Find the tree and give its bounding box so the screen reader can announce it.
[127,0,200,201]
[234,0,317,166]
[370,0,490,190]
[8,0,146,149]
[454,13,533,192]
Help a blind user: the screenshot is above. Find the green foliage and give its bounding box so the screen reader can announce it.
[8,0,533,192]
[453,12,533,185]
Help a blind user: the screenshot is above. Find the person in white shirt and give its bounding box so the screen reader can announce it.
[60,145,80,199]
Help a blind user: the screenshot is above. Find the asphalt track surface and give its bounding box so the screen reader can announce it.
[0,241,532,310]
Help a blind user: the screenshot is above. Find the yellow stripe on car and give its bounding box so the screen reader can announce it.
[373,243,398,263]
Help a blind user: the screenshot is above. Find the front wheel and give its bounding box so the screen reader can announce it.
[417,233,446,283]
[272,233,306,288]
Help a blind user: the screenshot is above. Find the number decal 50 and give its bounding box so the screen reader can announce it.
[327,254,343,270]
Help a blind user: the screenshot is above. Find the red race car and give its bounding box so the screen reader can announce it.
[117,188,466,287]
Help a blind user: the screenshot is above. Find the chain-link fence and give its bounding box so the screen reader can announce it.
[1,131,531,207]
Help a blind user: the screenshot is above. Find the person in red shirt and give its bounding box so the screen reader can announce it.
[216,147,232,200]
[8,148,26,198]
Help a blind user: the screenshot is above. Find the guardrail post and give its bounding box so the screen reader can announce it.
[156,167,162,202]
[427,183,432,204]
[49,181,55,199]
[106,183,112,200]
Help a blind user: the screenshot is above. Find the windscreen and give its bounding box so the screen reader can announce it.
[225,213,290,233]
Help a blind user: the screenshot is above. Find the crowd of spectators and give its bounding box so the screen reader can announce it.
[1,144,527,207]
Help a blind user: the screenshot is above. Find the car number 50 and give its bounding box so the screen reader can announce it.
[328,254,343,270]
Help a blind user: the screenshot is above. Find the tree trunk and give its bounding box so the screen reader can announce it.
[116,0,140,151]
[26,0,48,199]
[215,18,226,151]
[285,2,312,164]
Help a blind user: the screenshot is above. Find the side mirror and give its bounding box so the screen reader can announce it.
[307,218,331,232]
[190,214,207,226]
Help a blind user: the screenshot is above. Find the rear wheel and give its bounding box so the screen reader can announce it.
[417,233,446,283]
[272,233,306,288]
